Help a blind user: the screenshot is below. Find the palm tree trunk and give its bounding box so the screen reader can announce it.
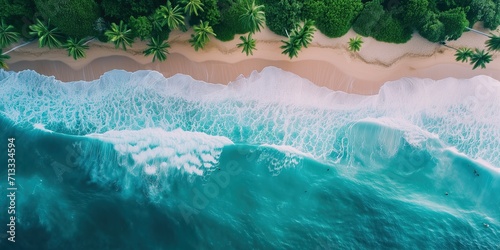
[464,27,491,38]
[1,41,34,55]
[83,37,95,46]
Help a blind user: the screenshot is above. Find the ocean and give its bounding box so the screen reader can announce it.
[0,67,499,249]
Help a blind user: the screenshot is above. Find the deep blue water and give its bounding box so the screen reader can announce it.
[0,68,499,249]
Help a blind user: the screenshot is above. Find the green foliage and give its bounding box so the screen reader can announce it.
[374,14,413,43]
[281,36,301,59]
[35,0,99,38]
[398,0,429,28]
[418,13,445,42]
[466,0,494,25]
[240,0,266,34]
[353,1,412,44]
[315,0,363,38]
[105,20,134,51]
[280,20,315,59]
[262,0,302,37]
[156,1,185,31]
[29,19,63,48]
[482,1,500,30]
[129,16,152,40]
[182,0,204,16]
[143,37,170,62]
[418,7,468,42]
[213,2,249,41]
[0,0,36,32]
[189,20,215,51]
[191,0,221,27]
[486,35,500,52]
[348,35,363,52]
[0,20,20,48]
[100,0,163,21]
[0,50,10,69]
[237,33,256,56]
[302,0,324,21]
[439,7,468,40]
[454,47,473,62]
[352,0,384,37]
[64,37,89,60]
[470,48,492,69]
[151,12,165,32]
[293,19,316,48]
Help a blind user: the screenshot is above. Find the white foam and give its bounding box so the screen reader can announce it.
[33,123,53,133]
[260,144,314,158]
[1,68,500,167]
[87,128,233,176]
[359,117,440,147]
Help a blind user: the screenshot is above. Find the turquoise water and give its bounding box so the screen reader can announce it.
[0,67,499,249]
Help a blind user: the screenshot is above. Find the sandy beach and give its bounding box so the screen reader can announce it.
[5,24,500,95]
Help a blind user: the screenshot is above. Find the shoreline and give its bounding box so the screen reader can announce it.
[5,27,500,95]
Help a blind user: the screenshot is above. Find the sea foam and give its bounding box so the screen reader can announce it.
[1,67,499,167]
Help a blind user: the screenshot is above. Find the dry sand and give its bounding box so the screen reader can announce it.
[5,24,500,95]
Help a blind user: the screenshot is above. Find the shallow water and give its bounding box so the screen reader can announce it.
[0,68,499,249]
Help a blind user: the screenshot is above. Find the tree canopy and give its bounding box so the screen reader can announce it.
[101,0,163,21]
[0,0,499,67]
[34,0,100,38]
[315,0,363,38]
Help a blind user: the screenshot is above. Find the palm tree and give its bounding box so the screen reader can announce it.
[237,33,256,56]
[189,20,215,51]
[486,36,500,52]
[105,20,134,51]
[454,47,473,63]
[64,38,89,60]
[156,1,185,30]
[348,35,363,52]
[29,19,63,49]
[0,50,10,69]
[294,20,316,48]
[143,37,170,62]
[151,12,165,32]
[0,20,20,48]
[464,27,500,53]
[470,49,492,69]
[281,36,301,59]
[182,0,204,16]
[240,0,265,34]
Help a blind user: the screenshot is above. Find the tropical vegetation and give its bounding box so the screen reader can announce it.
[156,1,185,31]
[29,19,63,49]
[280,20,316,59]
[143,37,170,62]
[64,38,90,60]
[240,0,265,34]
[280,37,301,59]
[0,20,20,48]
[0,0,499,67]
[348,36,363,52]
[237,33,256,56]
[182,0,204,17]
[294,20,316,48]
[105,20,134,51]
[455,48,473,63]
[470,49,493,69]
[0,51,10,69]
[189,20,216,51]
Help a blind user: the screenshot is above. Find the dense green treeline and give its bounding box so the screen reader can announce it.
[1,0,499,43]
[1,0,500,68]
